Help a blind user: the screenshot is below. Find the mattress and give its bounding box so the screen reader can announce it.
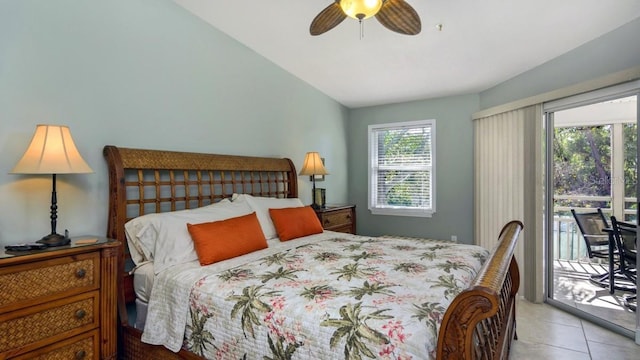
[134,298,149,330]
[132,262,155,303]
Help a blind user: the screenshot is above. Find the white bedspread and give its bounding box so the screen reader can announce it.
[141,232,489,359]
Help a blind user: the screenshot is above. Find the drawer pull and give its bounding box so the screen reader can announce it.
[75,309,86,319]
[75,349,87,359]
[346,214,352,219]
[324,219,330,224]
[76,268,87,278]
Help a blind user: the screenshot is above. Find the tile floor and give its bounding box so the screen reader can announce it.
[510,299,639,359]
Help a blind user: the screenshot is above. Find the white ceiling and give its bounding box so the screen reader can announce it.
[173,0,640,108]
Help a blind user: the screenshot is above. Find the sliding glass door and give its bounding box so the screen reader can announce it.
[544,81,639,342]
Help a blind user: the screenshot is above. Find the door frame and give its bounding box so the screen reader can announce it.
[543,80,640,342]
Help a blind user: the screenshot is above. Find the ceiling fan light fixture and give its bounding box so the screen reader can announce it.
[310,0,420,36]
[340,0,383,20]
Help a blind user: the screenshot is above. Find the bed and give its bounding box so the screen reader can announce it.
[104,145,523,360]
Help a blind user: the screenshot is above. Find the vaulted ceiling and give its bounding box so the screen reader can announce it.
[174,0,640,108]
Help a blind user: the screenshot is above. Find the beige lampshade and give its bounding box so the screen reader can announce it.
[299,152,329,176]
[11,124,93,174]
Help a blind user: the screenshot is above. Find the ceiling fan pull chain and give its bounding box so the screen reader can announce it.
[360,19,364,39]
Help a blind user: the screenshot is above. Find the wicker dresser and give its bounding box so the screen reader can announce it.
[0,237,118,359]
[314,204,356,234]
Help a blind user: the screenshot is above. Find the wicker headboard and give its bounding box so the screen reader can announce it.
[104,145,298,243]
[103,145,298,311]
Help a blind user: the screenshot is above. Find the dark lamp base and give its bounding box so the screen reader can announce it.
[37,233,71,247]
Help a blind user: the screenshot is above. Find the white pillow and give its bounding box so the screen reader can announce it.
[124,222,148,265]
[124,198,253,274]
[124,199,233,265]
[233,194,304,240]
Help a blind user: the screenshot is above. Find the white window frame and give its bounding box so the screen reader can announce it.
[368,119,436,217]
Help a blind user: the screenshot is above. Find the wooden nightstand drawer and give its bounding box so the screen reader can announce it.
[327,224,354,234]
[315,205,356,234]
[322,209,353,228]
[11,330,98,360]
[0,291,99,355]
[0,238,118,360]
[0,252,99,313]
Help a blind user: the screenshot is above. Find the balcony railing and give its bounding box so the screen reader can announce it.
[552,216,584,261]
[553,195,637,261]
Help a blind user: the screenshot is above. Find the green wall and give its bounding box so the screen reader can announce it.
[347,94,479,243]
[480,17,640,109]
[0,0,348,245]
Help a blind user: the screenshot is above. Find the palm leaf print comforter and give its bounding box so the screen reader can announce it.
[141,232,489,359]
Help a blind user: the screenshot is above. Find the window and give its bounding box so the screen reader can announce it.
[368,119,435,217]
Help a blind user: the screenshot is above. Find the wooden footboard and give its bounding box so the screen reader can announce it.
[437,220,523,360]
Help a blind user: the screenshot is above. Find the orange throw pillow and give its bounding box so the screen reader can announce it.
[187,212,267,266]
[269,206,324,241]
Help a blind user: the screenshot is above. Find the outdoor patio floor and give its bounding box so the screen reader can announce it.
[553,259,636,331]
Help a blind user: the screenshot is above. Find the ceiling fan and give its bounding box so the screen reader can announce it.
[310,0,421,36]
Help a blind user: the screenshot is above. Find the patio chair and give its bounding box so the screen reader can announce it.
[571,208,615,286]
[609,216,637,309]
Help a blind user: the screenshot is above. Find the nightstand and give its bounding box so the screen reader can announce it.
[315,204,356,234]
[0,236,119,359]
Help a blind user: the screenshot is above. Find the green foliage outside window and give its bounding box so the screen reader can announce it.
[554,123,637,218]
[378,127,431,208]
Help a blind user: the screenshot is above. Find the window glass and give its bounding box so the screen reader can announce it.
[368,119,435,217]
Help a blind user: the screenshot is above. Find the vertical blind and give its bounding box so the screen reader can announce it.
[474,105,541,299]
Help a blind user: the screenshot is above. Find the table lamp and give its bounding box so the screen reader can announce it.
[299,152,328,209]
[10,124,93,246]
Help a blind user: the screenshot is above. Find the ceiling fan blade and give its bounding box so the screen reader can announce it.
[310,2,347,36]
[376,0,421,35]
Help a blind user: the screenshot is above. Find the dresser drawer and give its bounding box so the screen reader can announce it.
[329,224,354,234]
[0,253,99,313]
[0,291,99,356]
[320,208,354,230]
[11,330,98,360]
